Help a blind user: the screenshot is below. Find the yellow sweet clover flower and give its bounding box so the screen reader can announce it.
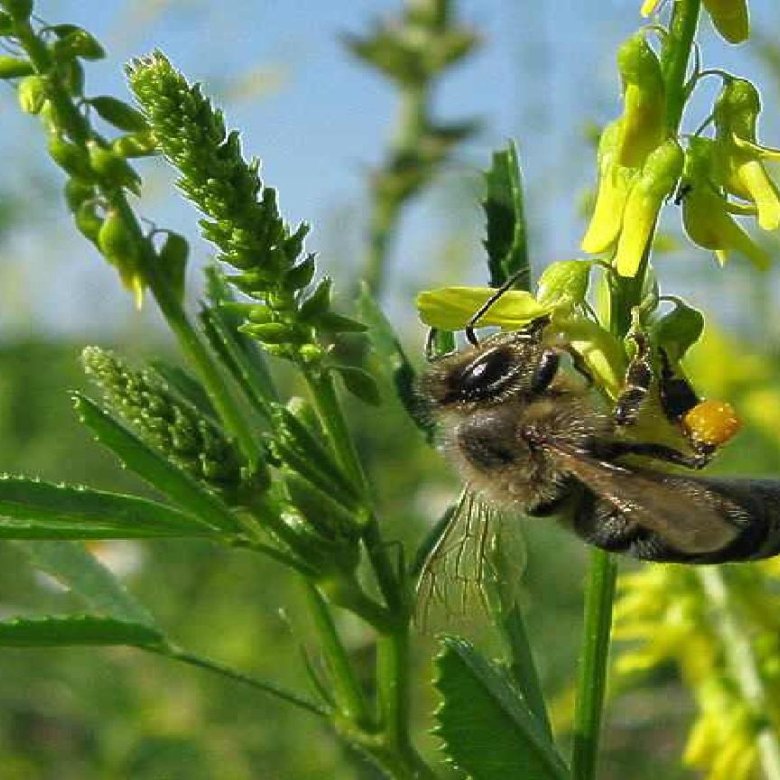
[615,138,684,276]
[581,121,636,254]
[613,564,780,780]
[703,0,750,44]
[582,33,669,269]
[713,78,780,232]
[680,137,770,269]
[615,33,666,168]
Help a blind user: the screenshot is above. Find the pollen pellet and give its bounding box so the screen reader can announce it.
[683,400,741,447]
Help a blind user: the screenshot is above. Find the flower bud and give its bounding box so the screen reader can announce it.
[97,209,145,307]
[703,0,749,44]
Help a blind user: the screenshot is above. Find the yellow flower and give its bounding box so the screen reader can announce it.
[615,138,683,277]
[581,121,635,254]
[703,0,750,44]
[713,78,780,232]
[681,138,770,269]
[615,32,666,167]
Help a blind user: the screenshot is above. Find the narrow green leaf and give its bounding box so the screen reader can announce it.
[483,141,530,289]
[17,541,156,627]
[435,636,569,780]
[0,615,163,648]
[72,393,239,533]
[0,476,219,539]
[200,305,276,422]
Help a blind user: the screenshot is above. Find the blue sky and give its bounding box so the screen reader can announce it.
[1,0,779,340]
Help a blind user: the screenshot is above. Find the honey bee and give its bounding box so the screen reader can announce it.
[419,293,780,565]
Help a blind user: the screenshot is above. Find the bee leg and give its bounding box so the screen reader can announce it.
[613,324,653,426]
[594,439,711,470]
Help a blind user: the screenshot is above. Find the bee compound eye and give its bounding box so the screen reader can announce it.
[456,348,515,401]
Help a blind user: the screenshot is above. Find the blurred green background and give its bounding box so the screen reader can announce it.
[2,1,780,778]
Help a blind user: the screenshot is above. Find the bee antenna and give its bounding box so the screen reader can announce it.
[465,269,528,344]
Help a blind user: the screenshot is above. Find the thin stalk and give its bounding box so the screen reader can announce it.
[304,581,372,728]
[159,644,328,717]
[571,549,617,780]
[698,569,780,780]
[573,3,703,776]
[363,77,427,298]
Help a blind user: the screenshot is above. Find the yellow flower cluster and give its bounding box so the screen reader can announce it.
[582,15,779,277]
[613,564,780,779]
[581,33,682,277]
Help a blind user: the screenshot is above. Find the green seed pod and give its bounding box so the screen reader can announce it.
[17,74,46,114]
[0,0,32,21]
[74,201,104,243]
[89,96,149,133]
[245,304,273,323]
[48,135,93,179]
[111,131,157,158]
[52,28,105,61]
[87,141,142,193]
[0,55,33,79]
[157,231,188,304]
[97,209,144,303]
[64,178,96,213]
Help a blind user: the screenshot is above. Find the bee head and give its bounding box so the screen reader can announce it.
[419,327,548,410]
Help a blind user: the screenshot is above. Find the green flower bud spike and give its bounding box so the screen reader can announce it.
[81,347,260,503]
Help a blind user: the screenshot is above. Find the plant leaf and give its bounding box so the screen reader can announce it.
[72,393,239,533]
[0,614,164,648]
[17,541,156,626]
[0,476,220,539]
[434,636,569,780]
[483,142,530,289]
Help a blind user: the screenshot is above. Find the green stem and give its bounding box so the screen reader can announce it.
[662,0,702,131]
[574,5,704,773]
[571,549,617,780]
[159,644,328,717]
[697,569,780,780]
[304,581,372,727]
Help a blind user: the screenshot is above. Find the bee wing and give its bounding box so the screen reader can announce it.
[414,490,519,631]
[543,440,738,554]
